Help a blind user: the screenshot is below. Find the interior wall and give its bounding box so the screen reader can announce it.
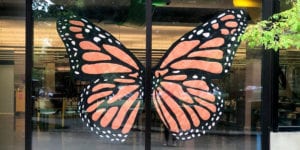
[270,132,300,150]
[0,64,14,114]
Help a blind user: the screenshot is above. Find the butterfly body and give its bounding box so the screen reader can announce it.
[57,9,248,142]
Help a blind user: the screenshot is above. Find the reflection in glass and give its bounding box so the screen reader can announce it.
[31,0,264,149]
[0,2,26,149]
[277,0,300,127]
[32,1,146,149]
[151,0,263,149]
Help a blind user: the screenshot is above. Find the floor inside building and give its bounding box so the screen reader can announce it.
[0,114,260,150]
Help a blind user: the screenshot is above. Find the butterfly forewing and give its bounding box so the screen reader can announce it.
[57,16,143,81]
[152,9,248,140]
[155,9,247,78]
[57,16,144,142]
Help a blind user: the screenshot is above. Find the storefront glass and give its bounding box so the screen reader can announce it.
[31,0,264,149]
[278,0,300,128]
[32,0,145,149]
[0,1,25,149]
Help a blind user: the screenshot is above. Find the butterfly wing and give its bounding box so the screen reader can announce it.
[152,9,248,140]
[57,16,144,142]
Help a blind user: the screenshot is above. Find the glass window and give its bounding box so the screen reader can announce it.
[278,0,300,128]
[151,0,263,149]
[0,1,25,150]
[31,0,265,149]
[32,0,145,149]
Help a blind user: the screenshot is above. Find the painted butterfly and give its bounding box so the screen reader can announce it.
[56,9,248,142]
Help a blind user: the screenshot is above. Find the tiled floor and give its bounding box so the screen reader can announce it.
[0,115,260,150]
[0,114,25,150]
[32,131,259,150]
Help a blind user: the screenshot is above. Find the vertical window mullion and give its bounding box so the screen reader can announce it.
[145,0,152,150]
[261,0,280,149]
[25,0,33,150]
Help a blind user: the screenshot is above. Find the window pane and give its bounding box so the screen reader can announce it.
[278,0,300,127]
[151,1,263,149]
[32,0,145,149]
[0,1,25,149]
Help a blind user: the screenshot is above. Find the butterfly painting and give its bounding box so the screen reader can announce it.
[56,9,248,142]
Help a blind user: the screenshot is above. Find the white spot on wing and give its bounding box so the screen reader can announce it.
[87,25,93,29]
[218,13,226,18]
[172,70,180,73]
[196,29,203,35]
[99,34,106,38]
[95,27,101,31]
[81,18,88,23]
[93,37,101,42]
[203,32,210,37]
[211,19,217,24]
[85,29,90,33]
[192,75,198,79]
[231,37,236,41]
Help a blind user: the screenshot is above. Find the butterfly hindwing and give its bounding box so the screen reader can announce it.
[78,80,142,142]
[152,9,248,140]
[153,78,223,140]
[57,16,144,142]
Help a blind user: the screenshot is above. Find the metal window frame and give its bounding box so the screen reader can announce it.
[25,0,33,150]
[145,0,152,150]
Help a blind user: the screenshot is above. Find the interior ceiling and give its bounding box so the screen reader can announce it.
[1,0,299,86]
